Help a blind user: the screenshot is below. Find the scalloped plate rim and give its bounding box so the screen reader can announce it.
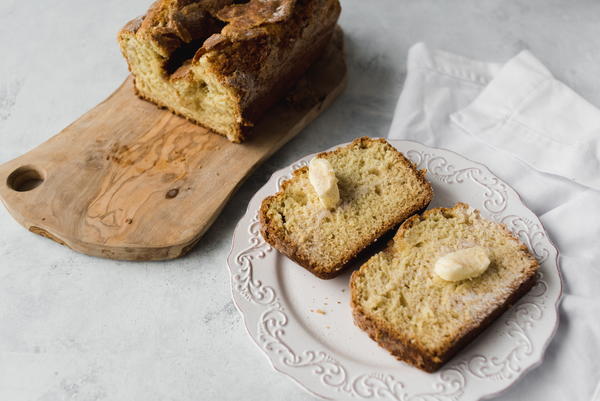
[226,138,562,401]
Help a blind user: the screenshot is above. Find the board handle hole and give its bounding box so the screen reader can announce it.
[7,166,45,192]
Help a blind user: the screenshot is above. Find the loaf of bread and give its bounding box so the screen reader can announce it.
[350,203,540,372]
[118,0,341,142]
[260,137,433,279]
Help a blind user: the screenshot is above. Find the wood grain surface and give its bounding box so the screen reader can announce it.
[0,29,346,261]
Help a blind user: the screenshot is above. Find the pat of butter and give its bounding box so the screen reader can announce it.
[434,246,490,282]
[308,158,340,209]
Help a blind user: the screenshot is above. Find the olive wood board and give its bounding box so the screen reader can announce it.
[0,31,346,261]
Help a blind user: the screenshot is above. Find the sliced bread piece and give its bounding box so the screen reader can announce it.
[259,137,433,279]
[350,203,540,372]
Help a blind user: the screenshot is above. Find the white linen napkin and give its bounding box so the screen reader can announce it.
[451,50,600,191]
[389,43,600,401]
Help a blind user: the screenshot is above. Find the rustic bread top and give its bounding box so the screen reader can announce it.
[120,0,340,107]
[133,0,233,57]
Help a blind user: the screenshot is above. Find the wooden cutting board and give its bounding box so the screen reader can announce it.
[0,30,346,261]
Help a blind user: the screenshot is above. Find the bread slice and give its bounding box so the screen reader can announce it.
[350,203,540,372]
[118,0,341,142]
[259,137,433,279]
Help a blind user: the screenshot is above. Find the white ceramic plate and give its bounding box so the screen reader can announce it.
[227,140,561,401]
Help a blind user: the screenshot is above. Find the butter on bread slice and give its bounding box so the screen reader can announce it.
[308,157,340,209]
[434,246,491,281]
[350,203,540,372]
[259,137,433,279]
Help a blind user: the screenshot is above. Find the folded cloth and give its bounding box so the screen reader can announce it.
[451,50,600,191]
[389,43,600,401]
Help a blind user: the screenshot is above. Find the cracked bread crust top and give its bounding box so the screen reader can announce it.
[118,0,341,141]
[134,0,234,57]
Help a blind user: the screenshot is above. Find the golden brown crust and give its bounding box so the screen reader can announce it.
[118,0,341,142]
[135,0,233,56]
[259,137,433,279]
[350,204,541,372]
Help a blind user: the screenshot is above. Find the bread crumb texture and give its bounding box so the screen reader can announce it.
[351,203,539,370]
[260,137,433,278]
